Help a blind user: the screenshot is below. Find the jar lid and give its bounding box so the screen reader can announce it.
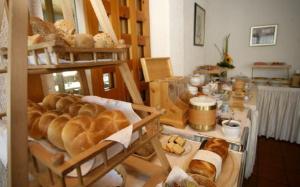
[190,96,216,107]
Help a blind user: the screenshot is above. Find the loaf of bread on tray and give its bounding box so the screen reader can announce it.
[188,138,229,181]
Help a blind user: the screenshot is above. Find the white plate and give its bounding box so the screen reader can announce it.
[160,136,192,156]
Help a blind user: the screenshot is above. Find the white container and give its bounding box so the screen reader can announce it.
[221,120,241,138]
[190,74,205,87]
[187,84,198,95]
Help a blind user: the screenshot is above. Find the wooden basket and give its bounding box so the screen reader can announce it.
[29,104,162,187]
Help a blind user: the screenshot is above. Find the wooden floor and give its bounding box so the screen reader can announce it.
[243,136,300,187]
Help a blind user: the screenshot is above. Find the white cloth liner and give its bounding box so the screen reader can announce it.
[257,86,300,144]
[163,166,197,186]
[192,150,222,180]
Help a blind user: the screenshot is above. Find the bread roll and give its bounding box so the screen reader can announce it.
[42,93,66,110]
[94,33,114,48]
[38,111,59,138]
[47,114,71,150]
[28,100,45,113]
[68,102,85,116]
[78,103,106,117]
[62,115,106,156]
[189,160,216,181]
[55,96,78,112]
[28,34,44,46]
[74,33,94,48]
[28,110,43,139]
[92,110,129,136]
[30,17,56,36]
[54,19,75,35]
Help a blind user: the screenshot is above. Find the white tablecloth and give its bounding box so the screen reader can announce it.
[257,86,300,143]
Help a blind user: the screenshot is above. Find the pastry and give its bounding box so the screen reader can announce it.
[47,114,71,150]
[74,33,94,48]
[164,135,186,155]
[78,103,106,117]
[62,115,106,156]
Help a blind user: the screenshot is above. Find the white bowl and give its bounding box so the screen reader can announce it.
[187,84,198,95]
[190,74,205,86]
[221,120,241,138]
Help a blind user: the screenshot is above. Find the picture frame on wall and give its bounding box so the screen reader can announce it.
[250,24,278,46]
[194,3,205,46]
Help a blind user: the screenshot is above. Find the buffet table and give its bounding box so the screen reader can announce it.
[257,86,300,143]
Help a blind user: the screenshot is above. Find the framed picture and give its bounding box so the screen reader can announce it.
[193,3,205,46]
[250,24,278,46]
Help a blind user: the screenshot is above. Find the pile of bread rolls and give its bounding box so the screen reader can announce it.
[188,138,229,181]
[29,17,115,49]
[28,93,129,157]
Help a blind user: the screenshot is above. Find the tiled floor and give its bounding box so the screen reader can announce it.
[243,136,300,187]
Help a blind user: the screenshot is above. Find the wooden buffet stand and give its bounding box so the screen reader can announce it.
[1,0,171,186]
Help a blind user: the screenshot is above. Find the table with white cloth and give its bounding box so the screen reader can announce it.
[257,86,300,143]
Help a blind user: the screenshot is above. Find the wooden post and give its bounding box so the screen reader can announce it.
[7,0,29,186]
[61,0,75,26]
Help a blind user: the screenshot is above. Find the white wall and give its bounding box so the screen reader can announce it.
[205,0,300,77]
[149,0,208,76]
[149,0,170,57]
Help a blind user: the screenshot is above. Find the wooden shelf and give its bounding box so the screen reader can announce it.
[0,68,6,74]
[0,112,6,119]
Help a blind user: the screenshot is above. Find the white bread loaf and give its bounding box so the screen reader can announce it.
[188,138,229,181]
[47,114,71,150]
